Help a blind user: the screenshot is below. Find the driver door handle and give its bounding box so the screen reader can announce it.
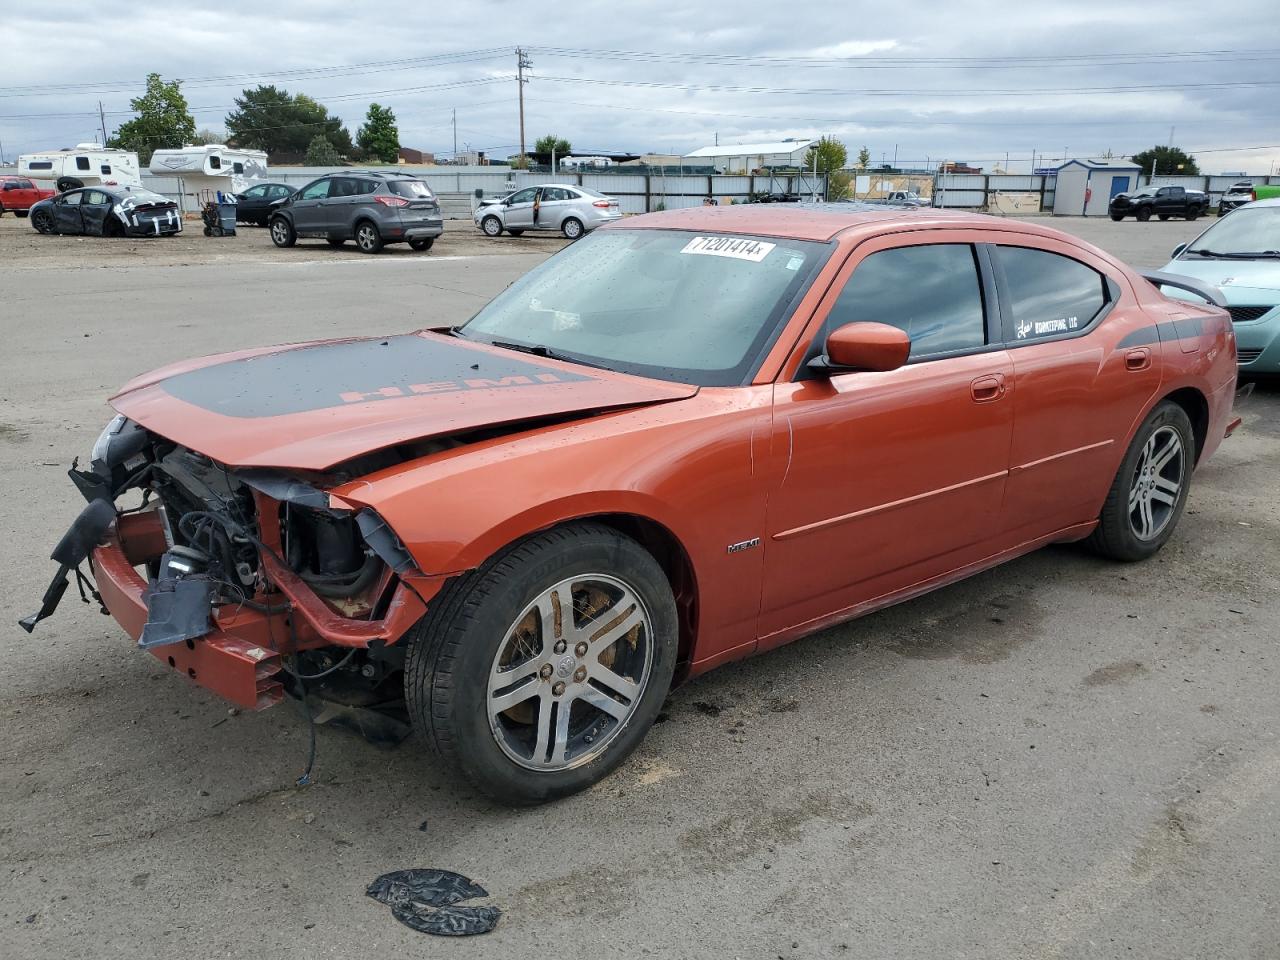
[971,374,1007,403]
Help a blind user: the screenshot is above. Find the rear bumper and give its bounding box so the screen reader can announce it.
[402,220,444,240]
[91,509,441,711]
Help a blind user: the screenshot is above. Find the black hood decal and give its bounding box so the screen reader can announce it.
[159,335,594,419]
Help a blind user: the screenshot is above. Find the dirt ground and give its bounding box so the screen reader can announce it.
[0,212,568,269]
[1,212,1277,960]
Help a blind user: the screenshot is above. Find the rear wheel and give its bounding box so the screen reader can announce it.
[404,523,678,805]
[481,215,503,238]
[1110,213,1124,222]
[1136,207,1152,222]
[15,210,29,218]
[1186,206,1200,221]
[562,217,584,240]
[506,229,524,237]
[32,209,54,234]
[1158,214,1170,221]
[409,237,434,251]
[354,220,383,254]
[1088,401,1193,561]
[269,216,296,248]
[326,237,346,247]
[103,218,124,238]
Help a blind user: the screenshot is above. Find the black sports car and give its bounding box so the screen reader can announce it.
[231,182,295,225]
[29,185,182,237]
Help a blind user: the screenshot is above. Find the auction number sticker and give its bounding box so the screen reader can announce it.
[680,236,776,262]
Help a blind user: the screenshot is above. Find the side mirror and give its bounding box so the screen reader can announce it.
[815,322,911,373]
[1171,243,1188,258]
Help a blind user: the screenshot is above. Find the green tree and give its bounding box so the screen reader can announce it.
[225,85,352,158]
[1130,145,1199,176]
[305,134,341,166]
[357,103,400,164]
[803,136,848,175]
[535,134,572,156]
[856,145,871,169]
[827,170,853,201]
[107,73,195,165]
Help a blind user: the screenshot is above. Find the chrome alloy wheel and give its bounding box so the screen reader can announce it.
[1128,425,1184,541]
[270,219,291,245]
[487,574,653,771]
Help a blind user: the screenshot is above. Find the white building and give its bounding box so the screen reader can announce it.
[1052,159,1142,217]
[683,139,815,174]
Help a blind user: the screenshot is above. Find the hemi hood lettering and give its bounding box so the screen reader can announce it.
[110,331,698,470]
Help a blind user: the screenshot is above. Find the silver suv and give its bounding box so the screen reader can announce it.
[269,171,443,253]
[474,184,621,239]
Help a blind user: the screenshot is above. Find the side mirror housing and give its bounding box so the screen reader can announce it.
[815,322,911,373]
[1171,243,1188,258]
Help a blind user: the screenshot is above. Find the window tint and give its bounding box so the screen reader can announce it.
[299,178,331,200]
[998,246,1107,343]
[61,191,83,205]
[389,180,432,198]
[355,178,378,195]
[270,185,293,199]
[328,177,357,197]
[75,156,90,170]
[28,161,53,170]
[83,190,110,205]
[100,165,111,174]
[826,244,986,358]
[542,187,570,201]
[507,187,537,204]
[232,162,244,174]
[209,156,222,170]
[16,179,33,189]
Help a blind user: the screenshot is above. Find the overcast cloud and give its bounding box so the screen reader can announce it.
[3,0,1279,173]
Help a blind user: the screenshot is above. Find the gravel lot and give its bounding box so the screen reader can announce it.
[1,212,1276,960]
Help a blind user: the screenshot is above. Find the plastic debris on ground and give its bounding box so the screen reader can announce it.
[366,868,500,937]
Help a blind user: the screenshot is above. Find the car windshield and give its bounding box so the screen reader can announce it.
[459,229,829,386]
[389,180,433,198]
[1184,207,1280,257]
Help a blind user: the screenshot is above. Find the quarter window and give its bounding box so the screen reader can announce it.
[997,246,1108,343]
[826,244,986,358]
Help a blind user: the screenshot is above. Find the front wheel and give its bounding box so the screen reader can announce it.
[481,215,503,238]
[409,237,434,251]
[1110,213,1124,222]
[1186,207,1200,221]
[269,216,296,247]
[326,237,346,247]
[354,221,383,253]
[32,210,54,234]
[1158,214,1170,221]
[404,524,678,805]
[562,217,584,240]
[1136,207,1152,222]
[1088,401,1194,561]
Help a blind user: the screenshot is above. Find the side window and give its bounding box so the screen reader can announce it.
[997,246,1108,344]
[75,156,91,171]
[28,161,53,170]
[61,191,83,206]
[355,179,378,195]
[1156,187,1170,197]
[543,187,569,201]
[299,178,331,200]
[242,185,266,199]
[83,190,110,205]
[17,179,34,189]
[826,244,986,359]
[100,165,112,175]
[209,156,222,170]
[508,187,537,204]
[271,185,293,200]
[232,162,244,174]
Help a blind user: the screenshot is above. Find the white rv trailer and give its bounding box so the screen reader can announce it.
[148,144,269,202]
[17,144,142,189]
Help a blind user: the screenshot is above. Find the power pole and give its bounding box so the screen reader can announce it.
[452,108,457,159]
[516,47,531,167]
[98,101,108,145]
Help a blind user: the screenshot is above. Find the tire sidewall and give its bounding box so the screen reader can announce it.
[562,217,583,239]
[482,216,502,237]
[1105,402,1195,559]
[420,529,678,804]
[270,216,294,247]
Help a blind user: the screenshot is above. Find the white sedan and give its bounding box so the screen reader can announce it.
[474,184,621,239]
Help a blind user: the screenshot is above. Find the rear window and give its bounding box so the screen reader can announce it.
[388,180,433,198]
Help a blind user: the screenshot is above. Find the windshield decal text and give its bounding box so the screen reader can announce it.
[680,236,776,262]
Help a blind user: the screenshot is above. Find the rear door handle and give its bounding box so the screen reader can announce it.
[1125,348,1152,371]
[971,374,1007,403]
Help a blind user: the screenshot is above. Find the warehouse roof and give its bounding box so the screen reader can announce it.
[683,139,815,159]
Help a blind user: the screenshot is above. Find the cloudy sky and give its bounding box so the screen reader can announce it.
[3,0,1279,173]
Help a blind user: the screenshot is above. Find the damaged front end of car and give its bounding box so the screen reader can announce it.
[21,415,438,725]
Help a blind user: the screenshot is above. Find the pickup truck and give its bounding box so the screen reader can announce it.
[0,176,56,217]
[1109,185,1208,222]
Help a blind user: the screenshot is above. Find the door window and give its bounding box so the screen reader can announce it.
[507,187,537,204]
[60,192,83,205]
[270,185,293,200]
[542,187,570,201]
[83,190,110,205]
[299,179,331,200]
[353,178,378,195]
[997,246,1108,343]
[328,177,358,197]
[825,244,986,359]
[242,185,267,199]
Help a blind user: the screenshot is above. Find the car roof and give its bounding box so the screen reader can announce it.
[615,204,1078,244]
[339,170,421,179]
[1239,197,1280,208]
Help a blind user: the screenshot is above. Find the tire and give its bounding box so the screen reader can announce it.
[32,209,54,234]
[506,229,524,237]
[326,237,346,247]
[404,523,678,805]
[1110,213,1124,222]
[1158,214,1170,221]
[15,210,28,218]
[562,217,584,240]
[1088,401,1194,562]
[1186,207,1200,221]
[56,176,84,192]
[269,216,296,247]
[481,215,503,238]
[0,204,5,218]
[202,226,212,237]
[103,218,124,238]
[1136,207,1152,222]
[409,237,434,251]
[354,219,383,254]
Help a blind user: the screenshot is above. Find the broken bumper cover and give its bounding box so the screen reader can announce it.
[86,510,440,712]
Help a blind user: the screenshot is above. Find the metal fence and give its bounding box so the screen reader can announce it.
[933,171,1280,213]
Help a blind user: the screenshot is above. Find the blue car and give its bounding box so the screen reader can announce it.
[1158,198,1280,374]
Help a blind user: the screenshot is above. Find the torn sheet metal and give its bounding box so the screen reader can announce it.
[367,869,500,937]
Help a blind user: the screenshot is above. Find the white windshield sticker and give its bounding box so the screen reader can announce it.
[680,236,775,262]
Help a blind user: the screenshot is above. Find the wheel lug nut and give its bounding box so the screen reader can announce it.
[553,640,567,654]
[539,664,553,679]
[573,666,587,682]
[552,681,566,696]
[575,641,588,656]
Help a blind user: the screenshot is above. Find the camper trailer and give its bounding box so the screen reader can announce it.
[148,145,269,201]
[18,144,142,190]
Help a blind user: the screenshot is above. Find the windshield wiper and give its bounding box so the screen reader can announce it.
[1185,248,1280,259]
[487,340,616,372]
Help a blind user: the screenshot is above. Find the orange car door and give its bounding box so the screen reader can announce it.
[759,237,1014,644]
[992,243,1163,540]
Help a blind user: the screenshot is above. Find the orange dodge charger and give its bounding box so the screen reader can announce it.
[24,206,1242,804]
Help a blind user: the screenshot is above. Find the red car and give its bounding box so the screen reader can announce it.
[0,175,56,217]
[25,207,1241,804]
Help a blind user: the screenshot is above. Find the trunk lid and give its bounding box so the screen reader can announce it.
[110,331,697,470]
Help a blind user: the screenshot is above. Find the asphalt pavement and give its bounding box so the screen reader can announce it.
[1,214,1276,960]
